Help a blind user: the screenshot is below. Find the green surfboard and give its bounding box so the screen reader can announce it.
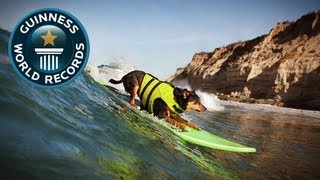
[164,125,256,152]
[100,82,256,153]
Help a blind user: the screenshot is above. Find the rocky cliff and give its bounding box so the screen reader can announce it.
[169,11,320,110]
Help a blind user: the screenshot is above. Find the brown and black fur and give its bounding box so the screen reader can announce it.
[109,70,207,131]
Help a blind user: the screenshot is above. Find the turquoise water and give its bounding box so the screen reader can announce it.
[1,63,320,179]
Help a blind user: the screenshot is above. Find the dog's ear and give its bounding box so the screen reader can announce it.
[174,88,191,99]
[174,87,184,97]
[182,89,190,99]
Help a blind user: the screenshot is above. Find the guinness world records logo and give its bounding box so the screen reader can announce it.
[9,8,90,87]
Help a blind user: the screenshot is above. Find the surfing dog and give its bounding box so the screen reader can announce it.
[109,70,206,131]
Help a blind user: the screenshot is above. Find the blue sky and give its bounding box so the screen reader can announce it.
[1,0,319,78]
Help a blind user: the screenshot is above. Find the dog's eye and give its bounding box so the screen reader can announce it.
[193,99,200,104]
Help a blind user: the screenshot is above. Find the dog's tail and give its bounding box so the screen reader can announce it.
[109,78,123,84]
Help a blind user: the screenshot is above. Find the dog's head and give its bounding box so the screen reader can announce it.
[173,88,207,112]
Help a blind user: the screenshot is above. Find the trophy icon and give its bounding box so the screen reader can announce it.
[35,48,63,71]
[34,29,64,71]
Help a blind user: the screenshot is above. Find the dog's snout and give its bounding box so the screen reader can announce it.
[196,104,207,112]
[203,106,207,112]
[200,105,207,112]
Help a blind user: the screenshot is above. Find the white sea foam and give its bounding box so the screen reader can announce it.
[85,57,137,91]
[195,91,224,111]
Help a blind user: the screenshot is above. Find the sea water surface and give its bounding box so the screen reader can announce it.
[0,63,319,179]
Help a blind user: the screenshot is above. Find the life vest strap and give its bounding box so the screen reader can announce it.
[139,78,155,98]
[172,105,183,113]
[146,81,162,112]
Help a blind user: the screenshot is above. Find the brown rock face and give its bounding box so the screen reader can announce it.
[170,11,320,110]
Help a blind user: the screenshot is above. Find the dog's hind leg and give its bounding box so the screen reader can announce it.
[129,85,139,108]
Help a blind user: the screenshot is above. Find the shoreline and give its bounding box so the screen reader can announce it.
[215,92,320,113]
[214,96,320,120]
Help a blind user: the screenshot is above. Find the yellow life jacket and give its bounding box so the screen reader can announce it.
[138,74,184,114]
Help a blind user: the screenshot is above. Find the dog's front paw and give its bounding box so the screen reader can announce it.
[186,121,201,131]
[136,106,141,110]
[177,124,189,131]
[173,122,188,131]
